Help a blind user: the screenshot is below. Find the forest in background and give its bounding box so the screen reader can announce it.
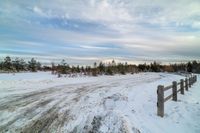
[1,56,200,76]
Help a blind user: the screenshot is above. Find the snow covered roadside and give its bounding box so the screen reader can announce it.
[0,72,199,133]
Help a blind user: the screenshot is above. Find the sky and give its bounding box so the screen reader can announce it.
[0,0,200,65]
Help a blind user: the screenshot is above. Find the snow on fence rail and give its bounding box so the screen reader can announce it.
[157,75,197,117]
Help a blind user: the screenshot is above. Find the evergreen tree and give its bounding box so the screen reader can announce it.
[58,60,70,74]
[28,58,37,72]
[92,62,98,76]
[76,65,80,73]
[98,62,105,74]
[192,60,198,73]
[0,61,3,70]
[81,66,85,73]
[138,64,146,72]
[3,56,12,71]
[94,62,97,68]
[12,58,27,72]
[105,67,113,75]
[150,61,160,72]
[187,62,192,73]
[71,66,76,73]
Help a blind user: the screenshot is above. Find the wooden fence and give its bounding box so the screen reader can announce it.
[157,75,197,117]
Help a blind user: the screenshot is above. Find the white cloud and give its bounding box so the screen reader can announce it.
[83,0,133,22]
[33,6,47,17]
[80,45,113,50]
[27,0,200,34]
[1,0,200,63]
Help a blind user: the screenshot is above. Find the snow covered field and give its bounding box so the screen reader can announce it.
[0,72,199,133]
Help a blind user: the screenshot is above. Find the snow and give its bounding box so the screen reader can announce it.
[0,72,199,133]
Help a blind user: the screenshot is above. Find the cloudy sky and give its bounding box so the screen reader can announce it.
[0,0,200,65]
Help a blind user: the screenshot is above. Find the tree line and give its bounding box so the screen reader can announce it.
[52,59,138,77]
[0,56,200,75]
[137,61,200,73]
[0,56,41,72]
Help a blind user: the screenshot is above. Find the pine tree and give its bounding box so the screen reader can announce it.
[3,56,12,71]
[81,66,84,73]
[12,58,20,72]
[98,62,105,74]
[76,65,80,73]
[0,61,3,70]
[58,59,70,74]
[105,67,113,75]
[92,62,98,76]
[12,58,26,72]
[192,60,198,73]
[187,62,192,73]
[28,58,37,72]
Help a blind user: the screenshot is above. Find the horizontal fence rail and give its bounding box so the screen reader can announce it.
[157,75,197,117]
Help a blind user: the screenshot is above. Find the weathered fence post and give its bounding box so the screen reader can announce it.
[189,77,191,88]
[191,76,194,85]
[192,76,195,84]
[180,79,184,95]
[156,75,197,118]
[185,78,188,91]
[194,75,197,83]
[172,81,177,101]
[194,76,195,83]
[193,76,195,83]
[157,85,164,117]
